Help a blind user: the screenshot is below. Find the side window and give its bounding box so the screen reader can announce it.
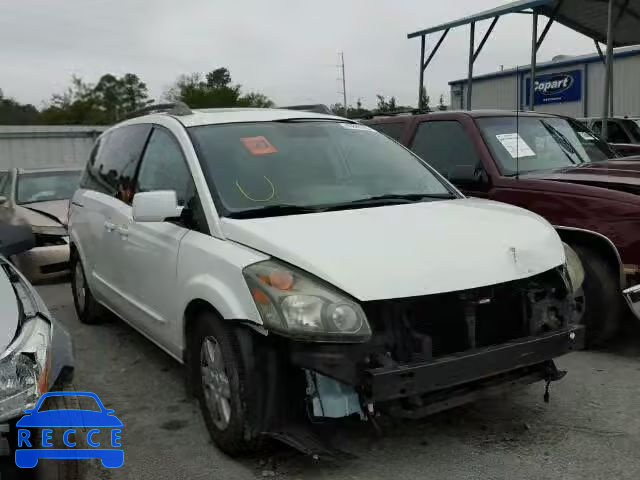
[82,124,152,204]
[369,122,405,141]
[135,127,193,206]
[410,121,481,178]
[607,121,630,143]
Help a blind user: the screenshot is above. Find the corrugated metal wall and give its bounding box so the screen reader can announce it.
[456,75,520,110]
[586,55,640,116]
[0,126,105,170]
[450,53,640,118]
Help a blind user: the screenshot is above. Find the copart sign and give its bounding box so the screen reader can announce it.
[525,70,582,105]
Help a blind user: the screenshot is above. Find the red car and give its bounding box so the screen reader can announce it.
[364,110,640,346]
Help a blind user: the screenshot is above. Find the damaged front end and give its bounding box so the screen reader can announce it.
[238,262,584,456]
[291,267,584,423]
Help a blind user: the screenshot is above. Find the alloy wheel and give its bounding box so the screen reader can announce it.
[200,336,232,430]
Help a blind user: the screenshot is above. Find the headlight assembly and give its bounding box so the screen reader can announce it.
[243,260,371,342]
[31,225,67,237]
[563,243,585,293]
[0,264,51,423]
[0,317,51,423]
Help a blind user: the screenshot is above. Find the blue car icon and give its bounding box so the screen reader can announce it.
[15,391,124,469]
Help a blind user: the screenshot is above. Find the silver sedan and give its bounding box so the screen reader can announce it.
[0,167,81,282]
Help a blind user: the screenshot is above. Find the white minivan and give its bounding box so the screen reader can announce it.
[69,104,584,456]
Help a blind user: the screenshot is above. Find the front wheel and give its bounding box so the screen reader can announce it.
[572,244,622,347]
[189,312,261,456]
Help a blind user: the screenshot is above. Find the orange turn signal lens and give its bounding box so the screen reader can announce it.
[269,271,294,291]
[252,288,271,305]
[38,352,51,395]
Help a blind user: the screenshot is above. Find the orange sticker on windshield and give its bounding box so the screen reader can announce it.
[241,136,278,155]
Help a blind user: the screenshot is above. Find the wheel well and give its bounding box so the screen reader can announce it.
[182,299,223,364]
[556,228,625,287]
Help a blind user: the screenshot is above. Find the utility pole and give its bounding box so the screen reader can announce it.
[339,52,348,116]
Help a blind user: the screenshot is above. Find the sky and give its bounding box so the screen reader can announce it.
[0,0,596,110]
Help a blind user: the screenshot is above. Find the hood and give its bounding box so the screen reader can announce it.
[19,200,70,227]
[221,198,565,301]
[0,259,19,353]
[520,159,640,190]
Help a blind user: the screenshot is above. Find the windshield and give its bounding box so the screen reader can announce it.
[477,116,615,176]
[189,121,456,216]
[16,171,81,204]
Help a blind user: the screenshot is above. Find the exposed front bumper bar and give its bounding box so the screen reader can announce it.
[365,326,585,402]
[623,284,640,320]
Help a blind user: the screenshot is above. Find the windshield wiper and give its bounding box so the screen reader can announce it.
[350,193,455,203]
[320,193,456,211]
[226,204,325,219]
[225,193,455,218]
[540,120,584,165]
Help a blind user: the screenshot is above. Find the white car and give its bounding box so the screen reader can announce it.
[0,224,74,467]
[68,104,584,456]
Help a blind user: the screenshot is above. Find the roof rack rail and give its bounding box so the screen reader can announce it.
[124,102,193,120]
[281,104,334,115]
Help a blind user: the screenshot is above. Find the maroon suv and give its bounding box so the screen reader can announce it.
[364,110,640,345]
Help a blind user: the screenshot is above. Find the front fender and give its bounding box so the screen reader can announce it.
[555,226,625,287]
[179,273,262,324]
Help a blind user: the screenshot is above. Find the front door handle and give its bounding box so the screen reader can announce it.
[104,221,115,232]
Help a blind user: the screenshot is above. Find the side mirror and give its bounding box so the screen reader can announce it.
[132,191,181,223]
[448,164,486,185]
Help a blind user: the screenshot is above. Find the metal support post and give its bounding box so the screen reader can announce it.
[529,11,538,110]
[418,35,425,110]
[602,0,614,139]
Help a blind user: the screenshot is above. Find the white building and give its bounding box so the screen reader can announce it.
[449,45,640,118]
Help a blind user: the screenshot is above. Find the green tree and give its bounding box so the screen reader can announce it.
[40,73,152,125]
[438,93,447,111]
[166,67,273,109]
[238,92,274,108]
[330,99,372,119]
[376,94,390,113]
[0,89,40,124]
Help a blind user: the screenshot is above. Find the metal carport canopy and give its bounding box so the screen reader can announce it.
[408,0,640,46]
[408,0,640,132]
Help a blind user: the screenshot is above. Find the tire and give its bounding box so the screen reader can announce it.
[572,244,622,347]
[12,383,82,480]
[70,251,103,325]
[189,311,261,456]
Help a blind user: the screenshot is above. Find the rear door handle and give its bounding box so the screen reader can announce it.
[104,221,115,232]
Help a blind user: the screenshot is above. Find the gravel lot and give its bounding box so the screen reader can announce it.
[34,281,640,480]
